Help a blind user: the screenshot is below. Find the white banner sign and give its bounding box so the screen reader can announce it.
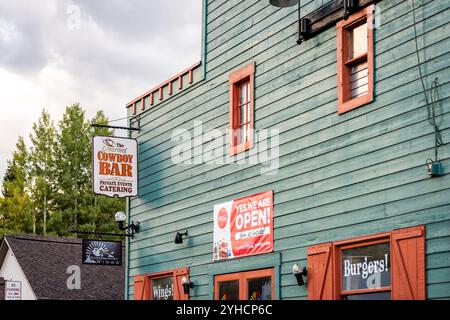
[5,281,21,300]
[93,136,138,197]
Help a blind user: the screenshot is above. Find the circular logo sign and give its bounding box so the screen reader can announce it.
[217,208,228,229]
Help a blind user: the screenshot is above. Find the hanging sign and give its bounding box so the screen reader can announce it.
[341,243,391,291]
[5,281,21,300]
[92,136,138,197]
[82,239,122,266]
[213,190,273,261]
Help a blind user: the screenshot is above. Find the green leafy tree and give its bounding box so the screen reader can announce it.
[0,137,33,235]
[29,109,57,235]
[1,105,126,238]
[53,104,92,235]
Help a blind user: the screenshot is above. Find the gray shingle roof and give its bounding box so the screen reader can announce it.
[1,234,124,300]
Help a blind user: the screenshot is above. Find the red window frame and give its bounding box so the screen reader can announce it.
[229,62,255,155]
[133,267,189,300]
[336,5,374,114]
[334,234,391,299]
[307,226,426,300]
[214,268,274,300]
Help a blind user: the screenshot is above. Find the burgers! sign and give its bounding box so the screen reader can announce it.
[213,190,273,261]
[93,136,138,197]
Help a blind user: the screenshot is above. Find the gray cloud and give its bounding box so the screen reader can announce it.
[0,0,202,187]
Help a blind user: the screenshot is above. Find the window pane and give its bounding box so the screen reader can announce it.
[239,104,247,124]
[350,61,368,98]
[247,277,272,300]
[341,242,390,291]
[345,291,391,300]
[349,22,367,59]
[218,280,239,300]
[151,277,174,300]
[239,83,248,105]
[239,125,247,144]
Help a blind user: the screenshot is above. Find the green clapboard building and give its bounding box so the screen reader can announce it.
[124,0,449,300]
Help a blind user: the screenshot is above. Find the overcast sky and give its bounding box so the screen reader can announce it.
[0,0,202,188]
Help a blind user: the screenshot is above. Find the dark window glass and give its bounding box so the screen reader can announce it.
[151,277,174,300]
[247,277,272,300]
[218,280,239,300]
[341,242,390,291]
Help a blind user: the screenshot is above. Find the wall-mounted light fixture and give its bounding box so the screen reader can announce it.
[343,0,359,20]
[181,276,194,295]
[269,0,310,45]
[270,0,375,45]
[292,263,308,286]
[297,17,311,45]
[174,230,188,244]
[115,211,140,238]
[426,159,444,177]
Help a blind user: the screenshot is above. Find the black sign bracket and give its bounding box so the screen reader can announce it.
[70,230,134,238]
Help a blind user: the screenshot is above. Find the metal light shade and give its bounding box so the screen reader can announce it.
[269,0,300,8]
[297,17,310,44]
[294,273,305,286]
[175,232,183,244]
[175,230,188,244]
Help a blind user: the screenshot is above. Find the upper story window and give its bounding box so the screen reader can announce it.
[337,5,374,114]
[229,62,255,155]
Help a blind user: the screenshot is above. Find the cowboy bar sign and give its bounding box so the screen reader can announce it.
[213,190,273,261]
[93,136,138,197]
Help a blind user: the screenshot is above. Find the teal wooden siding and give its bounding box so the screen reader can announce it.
[126,0,450,300]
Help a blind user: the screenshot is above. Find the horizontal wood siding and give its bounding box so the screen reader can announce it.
[127,0,450,300]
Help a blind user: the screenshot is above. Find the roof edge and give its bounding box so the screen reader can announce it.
[126,61,201,114]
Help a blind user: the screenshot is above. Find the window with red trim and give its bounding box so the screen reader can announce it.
[229,62,255,155]
[307,226,426,300]
[133,268,190,300]
[338,238,391,300]
[337,5,374,114]
[214,268,274,300]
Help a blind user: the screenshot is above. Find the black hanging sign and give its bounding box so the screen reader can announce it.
[82,239,122,266]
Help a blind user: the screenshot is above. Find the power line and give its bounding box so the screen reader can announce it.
[411,0,443,162]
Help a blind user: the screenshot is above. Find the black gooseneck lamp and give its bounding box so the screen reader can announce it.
[292,263,308,286]
[269,0,310,45]
[174,230,188,244]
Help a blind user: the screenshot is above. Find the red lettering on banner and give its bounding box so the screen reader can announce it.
[230,191,273,258]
